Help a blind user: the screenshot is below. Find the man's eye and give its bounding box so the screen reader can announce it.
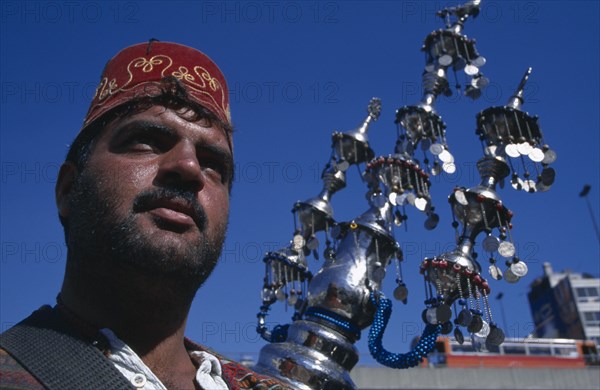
[202,159,230,184]
[126,135,160,152]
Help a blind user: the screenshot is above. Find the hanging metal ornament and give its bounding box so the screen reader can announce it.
[395,104,456,176]
[476,68,557,192]
[250,2,558,386]
[364,155,437,224]
[423,0,487,100]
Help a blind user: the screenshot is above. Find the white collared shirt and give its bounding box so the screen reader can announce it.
[99,328,228,389]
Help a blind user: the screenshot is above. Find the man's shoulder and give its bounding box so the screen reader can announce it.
[184,338,294,390]
[0,348,45,390]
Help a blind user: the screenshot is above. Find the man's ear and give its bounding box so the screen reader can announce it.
[55,162,78,219]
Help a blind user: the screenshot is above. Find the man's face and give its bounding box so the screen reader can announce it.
[61,105,232,289]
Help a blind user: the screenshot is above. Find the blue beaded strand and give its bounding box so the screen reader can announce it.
[305,307,361,340]
[368,291,441,369]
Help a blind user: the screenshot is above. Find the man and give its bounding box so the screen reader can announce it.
[0,40,289,390]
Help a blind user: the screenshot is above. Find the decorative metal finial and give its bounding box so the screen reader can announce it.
[331,98,381,166]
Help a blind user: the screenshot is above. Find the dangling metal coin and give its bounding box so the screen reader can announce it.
[511,176,524,191]
[388,192,398,206]
[439,149,454,163]
[430,143,444,155]
[454,327,465,344]
[292,234,305,250]
[441,321,454,335]
[486,325,505,346]
[396,193,409,206]
[465,86,482,100]
[306,235,319,250]
[467,314,484,333]
[425,307,439,325]
[529,147,545,162]
[415,197,428,211]
[540,167,555,186]
[424,213,439,230]
[372,266,386,282]
[275,288,286,301]
[443,162,456,174]
[542,149,557,164]
[475,76,490,88]
[464,64,479,76]
[483,235,500,252]
[393,284,409,301]
[517,142,533,155]
[504,267,520,284]
[425,63,436,72]
[436,304,453,323]
[498,241,516,258]
[505,143,520,158]
[406,193,416,205]
[336,159,350,172]
[475,320,490,338]
[454,189,469,205]
[438,54,453,66]
[422,309,429,324]
[488,264,503,281]
[431,162,441,176]
[456,308,473,327]
[536,181,550,192]
[472,56,486,67]
[511,261,528,277]
[522,179,537,193]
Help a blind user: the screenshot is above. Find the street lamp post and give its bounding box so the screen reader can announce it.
[579,185,600,243]
[496,292,508,336]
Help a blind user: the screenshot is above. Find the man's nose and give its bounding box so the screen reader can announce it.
[155,142,203,190]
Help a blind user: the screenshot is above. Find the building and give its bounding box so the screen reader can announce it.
[528,262,600,346]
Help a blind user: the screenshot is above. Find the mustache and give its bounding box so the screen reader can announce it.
[133,187,207,230]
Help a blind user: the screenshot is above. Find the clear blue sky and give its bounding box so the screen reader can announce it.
[1,1,599,365]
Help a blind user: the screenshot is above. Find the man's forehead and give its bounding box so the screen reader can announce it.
[106,106,231,148]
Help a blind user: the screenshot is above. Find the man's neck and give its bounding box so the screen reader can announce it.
[59,260,200,388]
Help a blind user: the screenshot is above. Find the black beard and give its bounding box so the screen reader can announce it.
[65,168,227,297]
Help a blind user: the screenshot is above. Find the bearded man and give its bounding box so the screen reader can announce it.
[0,40,289,390]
